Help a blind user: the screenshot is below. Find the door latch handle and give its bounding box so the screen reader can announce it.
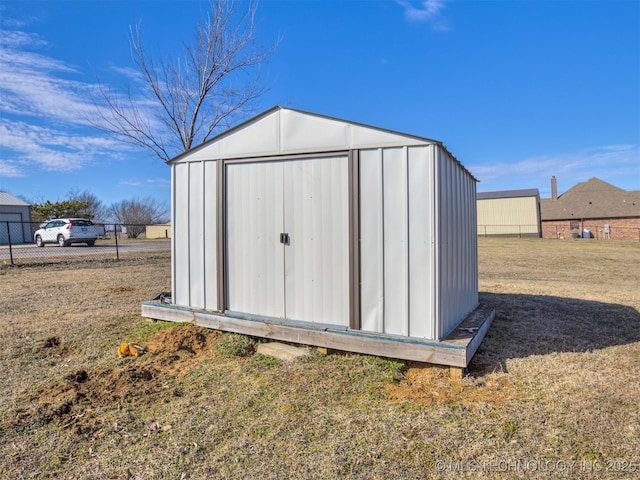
[280,233,290,245]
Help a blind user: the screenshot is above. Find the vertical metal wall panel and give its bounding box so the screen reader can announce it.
[170,165,175,301]
[284,156,349,326]
[382,147,409,336]
[407,146,434,339]
[468,172,479,309]
[203,161,218,310]
[359,149,384,334]
[359,146,438,340]
[467,163,479,323]
[435,147,479,340]
[440,148,452,339]
[188,162,205,308]
[436,148,448,339]
[428,145,439,340]
[335,158,351,324]
[173,163,190,306]
[226,162,285,318]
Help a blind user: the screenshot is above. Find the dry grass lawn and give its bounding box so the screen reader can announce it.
[1,239,639,479]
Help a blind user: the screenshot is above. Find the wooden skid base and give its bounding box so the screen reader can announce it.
[141,302,495,368]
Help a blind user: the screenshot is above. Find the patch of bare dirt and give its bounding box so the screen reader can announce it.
[145,322,219,377]
[38,336,72,358]
[146,322,211,355]
[384,364,522,409]
[10,324,219,434]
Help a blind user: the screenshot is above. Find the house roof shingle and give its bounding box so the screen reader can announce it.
[540,178,640,221]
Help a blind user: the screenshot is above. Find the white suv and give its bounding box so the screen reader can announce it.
[34,218,98,247]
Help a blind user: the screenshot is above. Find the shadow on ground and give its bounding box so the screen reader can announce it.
[469,292,640,375]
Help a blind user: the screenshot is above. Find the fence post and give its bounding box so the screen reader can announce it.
[6,221,14,265]
[114,224,120,260]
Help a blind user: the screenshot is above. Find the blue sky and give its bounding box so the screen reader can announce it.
[0,0,638,210]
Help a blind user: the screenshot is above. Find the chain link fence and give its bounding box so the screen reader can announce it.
[478,223,640,241]
[0,221,171,267]
[543,224,640,241]
[477,225,541,238]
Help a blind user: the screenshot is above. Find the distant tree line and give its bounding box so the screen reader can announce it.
[30,189,169,239]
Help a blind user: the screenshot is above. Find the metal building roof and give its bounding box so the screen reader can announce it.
[0,191,30,207]
[477,189,540,200]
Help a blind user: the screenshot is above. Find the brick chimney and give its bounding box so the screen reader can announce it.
[551,176,558,200]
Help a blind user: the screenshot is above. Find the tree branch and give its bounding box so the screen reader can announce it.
[89,0,274,161]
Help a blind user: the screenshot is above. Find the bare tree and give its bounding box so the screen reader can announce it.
[68,188,108,222]
[93,0,272,162]
[110,197,169,238]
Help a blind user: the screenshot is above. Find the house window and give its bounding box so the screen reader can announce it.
[570,220,580,230]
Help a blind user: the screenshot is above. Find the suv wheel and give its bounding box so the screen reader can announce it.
[87,240,96,247]
[35,235,44,247]
[57,234,68,247]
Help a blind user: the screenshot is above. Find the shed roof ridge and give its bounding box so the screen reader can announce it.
[167,105,447,163]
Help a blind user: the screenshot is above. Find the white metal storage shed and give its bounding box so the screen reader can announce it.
[143,106,494,368]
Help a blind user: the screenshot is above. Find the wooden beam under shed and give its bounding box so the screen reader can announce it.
[141,303,495,368]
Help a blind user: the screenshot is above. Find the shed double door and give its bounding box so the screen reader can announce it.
[226,156,349,327]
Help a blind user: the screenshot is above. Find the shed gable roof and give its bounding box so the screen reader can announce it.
[0,191,30,207]
[540,178,640,220]
[169,106,442,164]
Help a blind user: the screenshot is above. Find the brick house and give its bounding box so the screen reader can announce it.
[540,177,640,240]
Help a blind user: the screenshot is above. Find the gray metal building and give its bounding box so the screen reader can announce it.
[0,191,32,245]
[143,107,493,367]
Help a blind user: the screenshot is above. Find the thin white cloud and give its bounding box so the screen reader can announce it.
[0,23,153,176]
[0,119,130,173]
[469,145,640,194]
[107,64,144,83]
[147,178,171,187]
[396,0,450,30]
[0,4,38,30]
[120,178,170,188]
[0,31,168,145]
[0,30,48,49]
[0,43,99,125]
[0,160,24,178]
